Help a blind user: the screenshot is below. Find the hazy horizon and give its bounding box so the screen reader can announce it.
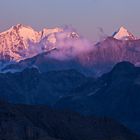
[0,0,140,41]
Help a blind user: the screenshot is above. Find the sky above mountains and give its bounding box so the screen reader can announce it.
[0,0,140,42]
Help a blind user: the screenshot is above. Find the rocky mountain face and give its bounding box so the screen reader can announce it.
[54,61,140,133]
[0,101,139,140]
[86,37,140,75]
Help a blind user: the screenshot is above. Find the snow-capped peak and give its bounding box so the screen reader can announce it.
[113,26,136,40]
[0,24,80,64]
[0,24,40,42]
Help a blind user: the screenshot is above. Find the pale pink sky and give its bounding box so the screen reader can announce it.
[0,0,140,41]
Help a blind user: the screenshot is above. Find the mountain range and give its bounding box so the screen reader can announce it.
[0,68,89,105]
[0,24,140,76]
[1,24,140,139]
[0,24,79,64]
[1,61,140,134]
